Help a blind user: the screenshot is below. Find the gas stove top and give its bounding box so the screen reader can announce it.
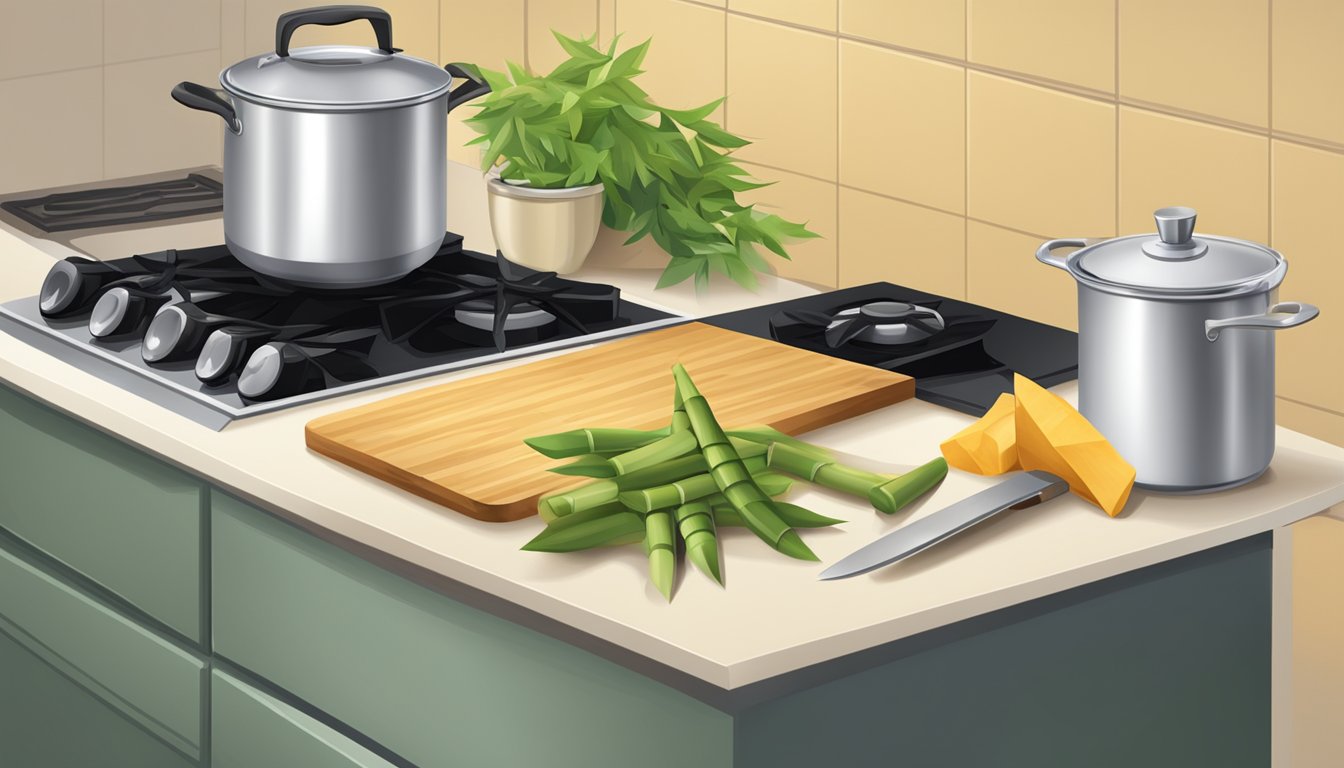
[700,283,1078,416]
[0,232,684,429]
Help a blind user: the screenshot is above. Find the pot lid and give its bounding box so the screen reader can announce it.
[222,46,453,110]
[1071,207,1285,294]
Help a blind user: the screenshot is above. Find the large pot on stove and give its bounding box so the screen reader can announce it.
[171,5,489,288]
[1037,207,1319,492]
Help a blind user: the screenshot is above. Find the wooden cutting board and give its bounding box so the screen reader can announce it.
[306,323,915,522]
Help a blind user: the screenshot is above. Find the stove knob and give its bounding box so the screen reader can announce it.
[142,303,225,363]
[39,258,123,317]
[88,285,171,338]
[237,342,325,401]
[195,326,273,385]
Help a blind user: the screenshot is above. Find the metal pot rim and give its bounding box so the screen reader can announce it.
[1049,233,1289,301]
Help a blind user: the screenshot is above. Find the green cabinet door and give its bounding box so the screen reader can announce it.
[212,669,398,768]
[0,541,206,761]
[0,629,195,768]
[212,492,732,768]
[0,384,205,644]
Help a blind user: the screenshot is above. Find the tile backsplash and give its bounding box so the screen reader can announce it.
[0,0,1339,447]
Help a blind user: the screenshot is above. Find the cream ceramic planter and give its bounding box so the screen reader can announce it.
[486,177,605,274]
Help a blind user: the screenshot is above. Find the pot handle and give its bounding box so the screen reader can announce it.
[444,63,491,112]
[1036,238,1086,271]
[276,5,394,57]
[171,82,241,134]
[1205,302,1320,341]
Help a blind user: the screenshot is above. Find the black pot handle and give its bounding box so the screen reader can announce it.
[171,81,241,134]
[444,63,491,113]
[275,5,394,57]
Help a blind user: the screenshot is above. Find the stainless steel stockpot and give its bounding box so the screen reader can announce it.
[1037,207,1319,493]
[172,5,488,288]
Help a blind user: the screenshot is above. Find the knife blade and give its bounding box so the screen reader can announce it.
[819,470,1069,580]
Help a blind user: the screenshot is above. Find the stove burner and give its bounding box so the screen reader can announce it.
[454,300,557,332]
[829,301,946,346]
[705,283,1078,417]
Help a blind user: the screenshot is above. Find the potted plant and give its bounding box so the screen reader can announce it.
[463,34,816,289]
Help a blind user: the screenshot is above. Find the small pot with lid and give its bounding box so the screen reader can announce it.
[1038,207,1319,492]
[172,5,490,288]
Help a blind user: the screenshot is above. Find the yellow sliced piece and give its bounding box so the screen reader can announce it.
[1013,373,1135,517]
[940,393,1020,475]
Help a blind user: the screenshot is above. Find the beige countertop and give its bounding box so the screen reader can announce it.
[2,164,1343,692]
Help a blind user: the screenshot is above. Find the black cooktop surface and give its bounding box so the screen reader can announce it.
[699,282,1078,416]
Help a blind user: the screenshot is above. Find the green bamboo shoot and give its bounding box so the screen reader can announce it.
[675,501,722,585]
[671,364,817,562]
[618,455,768,513]
[525,427,670,459]
[523,503,646,552]
[645,509,677,601]
[767,442,948,515]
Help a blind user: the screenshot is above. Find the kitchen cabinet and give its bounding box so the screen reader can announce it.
[0,629,195,768]
[0,384,205,644]
[0,540,206,763]
[212,489,1272,767]
[211,490,733,768]
[211,668,398,768]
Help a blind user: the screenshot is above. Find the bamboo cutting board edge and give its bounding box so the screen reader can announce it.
[305,323,916,522]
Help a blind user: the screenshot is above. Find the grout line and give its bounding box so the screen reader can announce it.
[722,0,728,129]
[1278,396,1344,419]
[834,0,840,289]
[523,0,530,72]
[1114,0,1120,237]
[749,156,1057,242]
[1267,0,1274,246]
[963,0,969,300]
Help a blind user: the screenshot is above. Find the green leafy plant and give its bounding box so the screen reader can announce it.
[463,33,817,290]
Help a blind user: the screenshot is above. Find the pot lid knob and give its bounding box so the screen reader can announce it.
[1154,206,1197,245]
[1144,206,1207,259]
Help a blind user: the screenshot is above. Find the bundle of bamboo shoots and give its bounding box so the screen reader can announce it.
[522,364,948,601]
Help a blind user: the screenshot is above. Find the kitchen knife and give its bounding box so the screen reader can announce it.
[819,470,1069,580]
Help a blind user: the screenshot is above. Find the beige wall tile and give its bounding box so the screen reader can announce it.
[221,0,246,63]
[527,0,598,72]
[0,1,103,80]
[442,0,523,69]
[244,0,439,61]
[1120,0,1267,128]
[967,221,1077,330]
[105,51,223,178]
[968,0,1113,93]
[1279,400,1344,448]
[839,0,964,60]
[726,16,837,180]
[1273,0,1344,145]
[597,0,616,47]
[105,0,221,64]
[0,69,103,194]
[615,0,725,114]
[1270,141,1344,414]
[838,188,964,297]
[967,73,1115,237]
[1118,108,1268,241]
[740,163,836,288]
[442,0,524,167]
[729,0,836,32]
[840,41,963,214]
